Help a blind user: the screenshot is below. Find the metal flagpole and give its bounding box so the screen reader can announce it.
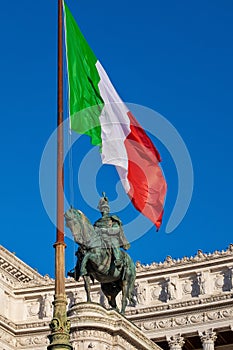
[47,0,72,349]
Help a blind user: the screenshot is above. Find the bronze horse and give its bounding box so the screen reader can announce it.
[65,208,136,314]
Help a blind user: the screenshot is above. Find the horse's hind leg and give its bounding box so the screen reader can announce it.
[108,296,119,312]
[101,283,120,312]
[83,275,91,302]
[121,269,137,313]
[128,282,137,307]
[121,280,128,314]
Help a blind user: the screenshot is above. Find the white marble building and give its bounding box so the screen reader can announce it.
[1,244,233,349]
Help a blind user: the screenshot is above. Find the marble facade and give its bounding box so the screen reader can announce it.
[1,244,233,349]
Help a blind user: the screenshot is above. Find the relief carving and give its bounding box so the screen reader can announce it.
[189,313,203,324]
[166,277,177,301]
[135,306,233,332]
[142,321,155,330]
[150,284,161,301]
[174,317,187,326]
[42,293,53,318]
[17,335,49,347]
[0,329,16,347]
[197,271,207,295]
[27,301,40,317]
[206,311,219,320]
[135,282,147,304]
[214,274,224,290]
[182,279,192,295]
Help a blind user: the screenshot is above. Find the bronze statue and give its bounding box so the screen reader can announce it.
[65,194,136,314]
[94,193,130,268]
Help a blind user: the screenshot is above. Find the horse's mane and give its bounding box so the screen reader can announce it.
[65,208,104,249]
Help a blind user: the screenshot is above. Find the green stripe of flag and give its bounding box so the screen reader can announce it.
[64,2,103,146]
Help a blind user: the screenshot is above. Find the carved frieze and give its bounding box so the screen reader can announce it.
[0,328,16,347]
[16,335,49,347]
[137,305,233,332]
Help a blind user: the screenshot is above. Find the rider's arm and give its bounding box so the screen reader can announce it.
[102,226,120,235]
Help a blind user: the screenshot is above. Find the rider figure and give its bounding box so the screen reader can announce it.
[94,193,130,268]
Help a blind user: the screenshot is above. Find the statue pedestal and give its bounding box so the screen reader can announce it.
[68,302,161,350]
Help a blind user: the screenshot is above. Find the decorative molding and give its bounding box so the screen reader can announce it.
[136,305,233,332]
[135,244,233,273]
[17,335,49,347]
[0,270,17,287]
[0,328,16,347]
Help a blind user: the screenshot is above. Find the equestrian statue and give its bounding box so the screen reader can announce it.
[65,193,136,314]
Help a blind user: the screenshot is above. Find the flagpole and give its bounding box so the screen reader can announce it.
[48,1,72,348]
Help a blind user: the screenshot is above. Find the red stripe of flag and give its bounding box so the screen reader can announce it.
[125,112,167,230]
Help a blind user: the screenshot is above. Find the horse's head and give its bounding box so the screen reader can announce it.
[64,208,96,247]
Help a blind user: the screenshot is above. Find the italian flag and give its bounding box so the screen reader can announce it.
[63,2,167,229]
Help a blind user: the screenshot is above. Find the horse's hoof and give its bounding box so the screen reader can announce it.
[67,271,75,278]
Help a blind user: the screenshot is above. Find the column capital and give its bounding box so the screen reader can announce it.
[199,328,217,344]
[167,334,185,349]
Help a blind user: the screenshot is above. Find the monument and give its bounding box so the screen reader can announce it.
[65,194,136,315]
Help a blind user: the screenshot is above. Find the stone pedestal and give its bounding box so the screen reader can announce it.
[199,329,217,350]
[68,302,162,350]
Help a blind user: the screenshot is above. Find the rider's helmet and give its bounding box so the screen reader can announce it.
[97,192,110,214]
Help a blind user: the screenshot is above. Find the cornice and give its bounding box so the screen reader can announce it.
[0,245,54,287]
[136,244,233,275]
[0,313,50,334]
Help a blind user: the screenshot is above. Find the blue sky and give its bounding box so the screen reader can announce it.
[0,0,233,278]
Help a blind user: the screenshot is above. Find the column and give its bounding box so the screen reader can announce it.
[199,329,217,350]
[167,334,185,350]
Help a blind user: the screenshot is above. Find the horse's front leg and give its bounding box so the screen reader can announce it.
[80,252,91,276]
[83,275,91,302]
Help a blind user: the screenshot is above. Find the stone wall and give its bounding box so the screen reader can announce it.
[1,244,233,349]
